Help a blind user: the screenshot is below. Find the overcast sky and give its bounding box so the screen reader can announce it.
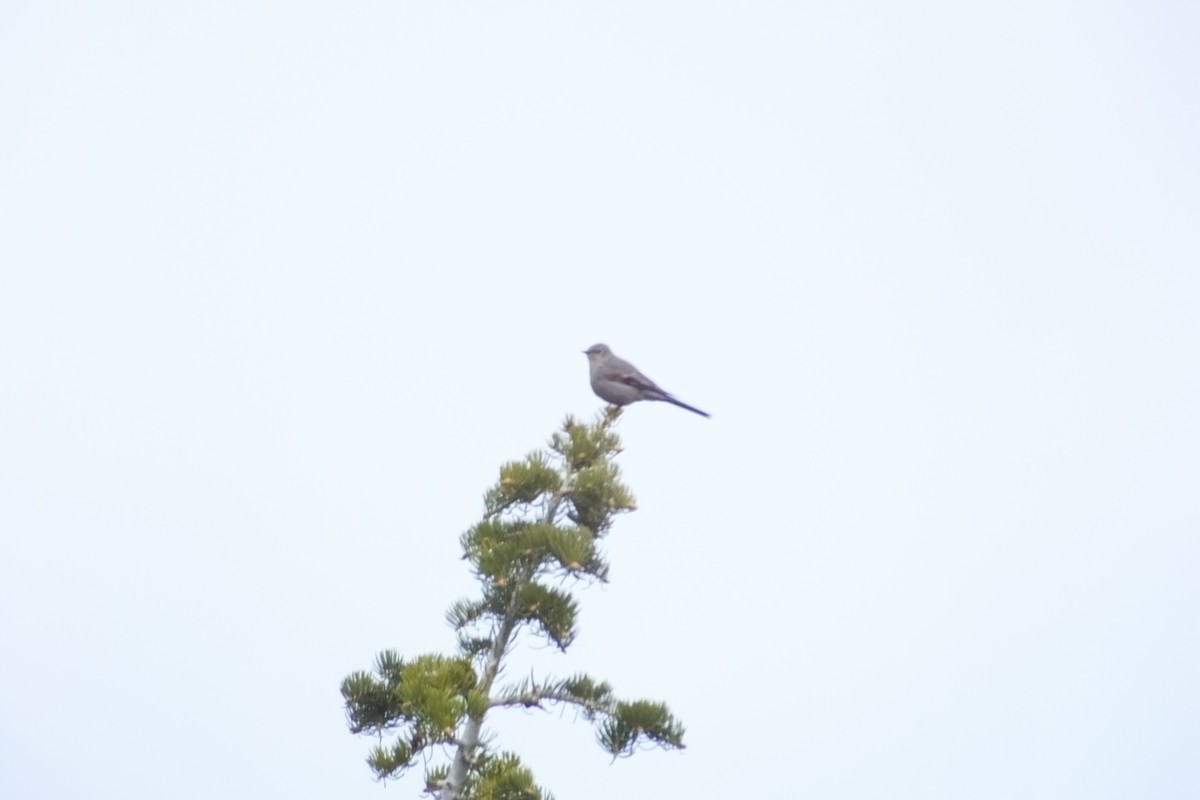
[2,2,1197,799]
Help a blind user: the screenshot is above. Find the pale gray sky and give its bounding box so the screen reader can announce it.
[2,2,1197,799]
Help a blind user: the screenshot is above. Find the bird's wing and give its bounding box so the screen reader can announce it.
[611,367,667,396]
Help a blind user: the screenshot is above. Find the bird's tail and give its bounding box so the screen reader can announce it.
[663,395,711,418]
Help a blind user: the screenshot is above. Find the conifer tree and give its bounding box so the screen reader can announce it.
[340,407,685,799]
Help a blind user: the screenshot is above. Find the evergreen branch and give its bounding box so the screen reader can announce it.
[488,673,616,718]
[597,700,686,759]
[488,687,608,714]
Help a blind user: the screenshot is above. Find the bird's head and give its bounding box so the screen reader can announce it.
[583,343,611,361]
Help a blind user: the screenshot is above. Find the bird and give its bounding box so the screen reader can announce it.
[583,343,710,418]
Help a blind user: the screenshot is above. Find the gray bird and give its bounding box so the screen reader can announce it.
[583,343,710,418]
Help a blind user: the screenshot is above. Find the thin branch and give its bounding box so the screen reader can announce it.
[487,688,612,717]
